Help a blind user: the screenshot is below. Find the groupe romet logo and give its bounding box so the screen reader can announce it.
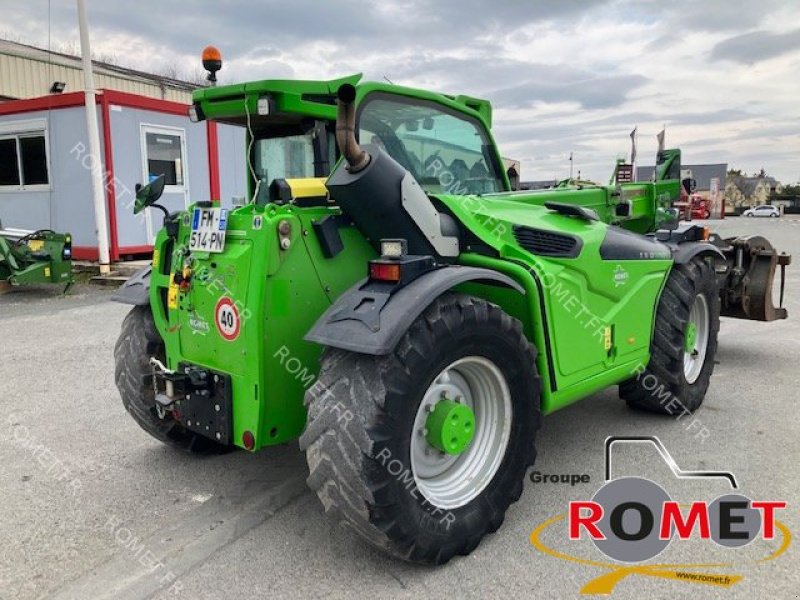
[529,436,791,595]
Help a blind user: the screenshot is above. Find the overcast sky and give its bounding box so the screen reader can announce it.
[3,0,799,183]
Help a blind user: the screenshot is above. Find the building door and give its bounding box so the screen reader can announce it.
[140,124,189,244]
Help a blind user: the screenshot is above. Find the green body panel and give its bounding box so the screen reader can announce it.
[438,194,672,414]
[194,73,494,130]
[192,74,361,124]
[484,181,679,234]
[149,205,374,450]
[146,75,685,450]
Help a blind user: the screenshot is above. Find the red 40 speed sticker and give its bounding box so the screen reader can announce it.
[215,297,241,341]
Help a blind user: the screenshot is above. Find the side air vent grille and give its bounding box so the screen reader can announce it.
[513,226,581,258]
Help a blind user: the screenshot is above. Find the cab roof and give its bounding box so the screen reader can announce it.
[192,73,494,129]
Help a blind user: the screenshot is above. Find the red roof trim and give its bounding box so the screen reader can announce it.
[101,89,189,115]
[0,89,190,118]
[0,92,85,115]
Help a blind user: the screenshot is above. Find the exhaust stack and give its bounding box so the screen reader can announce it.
[336,84,370,172]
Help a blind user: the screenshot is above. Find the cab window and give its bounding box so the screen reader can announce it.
[358,94,503,195]
[251,123,335,203]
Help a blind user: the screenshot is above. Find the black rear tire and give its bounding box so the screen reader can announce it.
[620,256,720,413]
[299,294,541,564]
[114,306,229,454]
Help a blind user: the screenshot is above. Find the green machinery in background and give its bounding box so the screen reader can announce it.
[0,222,75,291]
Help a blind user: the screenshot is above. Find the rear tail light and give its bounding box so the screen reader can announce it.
[367,254,436,286]
[369,262,402,282]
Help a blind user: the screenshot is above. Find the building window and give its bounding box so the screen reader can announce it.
[0,139,19,186]
[0,132,49,189]
[142,127,185,187]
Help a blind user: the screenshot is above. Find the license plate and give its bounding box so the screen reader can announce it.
[190,207,228,253]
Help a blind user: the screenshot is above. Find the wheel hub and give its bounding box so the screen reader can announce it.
[410,356,512,510]
[425,398,475,455]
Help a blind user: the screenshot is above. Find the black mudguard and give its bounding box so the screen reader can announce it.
[111,266,151,306]
[305,266,525,355]
[669,242,725,265]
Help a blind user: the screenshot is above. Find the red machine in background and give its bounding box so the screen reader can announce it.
[675,173,712,220]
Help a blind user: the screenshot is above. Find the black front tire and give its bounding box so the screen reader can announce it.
[300,294,541,564]
[114,306,229,454]
[620,256,720,413]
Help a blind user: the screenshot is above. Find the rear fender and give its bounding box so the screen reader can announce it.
[304,266,524,355]
[111,267,151,306]
[669,241,725,265]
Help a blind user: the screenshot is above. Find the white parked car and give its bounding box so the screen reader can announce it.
[743,205,780,218]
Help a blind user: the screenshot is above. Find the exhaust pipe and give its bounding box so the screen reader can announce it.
[335,84,370,172]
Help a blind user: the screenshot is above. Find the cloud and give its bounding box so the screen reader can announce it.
[1,0,798,183]
[711,28,800,64]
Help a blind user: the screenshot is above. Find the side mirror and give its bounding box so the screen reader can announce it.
[134,175,166,214]
[660,207,680,230]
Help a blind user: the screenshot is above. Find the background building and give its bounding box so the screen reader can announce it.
[0,39,196,103]
[725,172,784,211]
[0,39,246,260]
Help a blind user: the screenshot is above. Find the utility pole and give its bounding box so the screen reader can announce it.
[77,0,111,274]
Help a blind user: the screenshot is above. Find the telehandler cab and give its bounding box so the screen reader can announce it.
[113,68,789,564]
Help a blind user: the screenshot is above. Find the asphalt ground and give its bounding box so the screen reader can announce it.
[1,216,798,600]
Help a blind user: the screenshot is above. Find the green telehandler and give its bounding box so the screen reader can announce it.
[112,67,789,564]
